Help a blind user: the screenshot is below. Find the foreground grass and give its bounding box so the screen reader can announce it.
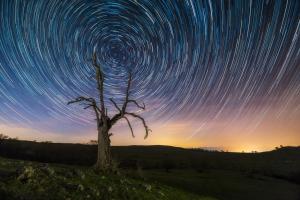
[131,169,300,200]
[0,157,216,200]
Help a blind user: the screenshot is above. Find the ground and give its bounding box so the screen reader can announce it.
[1,142,300,200]
[0,157,216,200]
[128,169,300,200]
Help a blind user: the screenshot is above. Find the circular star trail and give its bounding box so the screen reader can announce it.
[0,0,299,137]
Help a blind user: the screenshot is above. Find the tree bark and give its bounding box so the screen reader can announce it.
[95,126,112,172]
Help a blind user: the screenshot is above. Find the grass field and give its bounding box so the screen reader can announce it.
[0,156,216,200]
[0,141,300,199]
[128,169,300,200]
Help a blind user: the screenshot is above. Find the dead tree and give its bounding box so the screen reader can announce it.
[68,53,151,172]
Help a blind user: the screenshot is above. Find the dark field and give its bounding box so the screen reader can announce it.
[0,140,300,200]
[128,169,300,200]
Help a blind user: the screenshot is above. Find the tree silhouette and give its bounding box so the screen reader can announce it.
[0,133,9,142]
[68,53,151,172]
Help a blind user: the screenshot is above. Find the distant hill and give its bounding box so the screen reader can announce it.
[0,139,299,184]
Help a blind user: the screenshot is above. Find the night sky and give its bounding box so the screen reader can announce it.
[0,0,299,151]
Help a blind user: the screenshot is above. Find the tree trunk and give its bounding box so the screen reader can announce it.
[95,126,112,172]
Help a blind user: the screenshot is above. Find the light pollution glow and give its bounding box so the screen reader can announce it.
[2,104,299,152]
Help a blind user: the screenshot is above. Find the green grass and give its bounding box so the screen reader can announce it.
[129,169,300,200]
[0,157,216,200]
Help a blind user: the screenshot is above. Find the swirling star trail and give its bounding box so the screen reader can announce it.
[0,0,299,151]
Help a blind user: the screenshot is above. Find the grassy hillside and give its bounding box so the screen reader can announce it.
[1,140,300,200]
[0,156,215,200]
[127,169,300,200]
[1,140,299,183]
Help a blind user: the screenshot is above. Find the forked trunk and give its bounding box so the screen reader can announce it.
[95,126,112,172]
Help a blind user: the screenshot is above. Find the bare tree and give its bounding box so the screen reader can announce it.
[68,53,151,172]
[0,133,9,141]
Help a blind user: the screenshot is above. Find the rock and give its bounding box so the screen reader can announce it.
[78,184,84,191]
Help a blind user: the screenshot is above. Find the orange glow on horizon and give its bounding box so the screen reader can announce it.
[1,105,299,153]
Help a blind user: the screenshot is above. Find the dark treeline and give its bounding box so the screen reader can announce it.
[0,139,300,184]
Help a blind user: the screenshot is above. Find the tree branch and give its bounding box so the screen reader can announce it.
[109,98,121,112]
[123,116,134,138]
[69,54,150,142]
[83,104,94,109]
[125,112,151,139]
[110,72,133,126]
[110,113,122,126]
[128,100,145,110]
[67,96,95,105]
[68,96,101,121]
[121,72,132,112]
[92,53,106,117]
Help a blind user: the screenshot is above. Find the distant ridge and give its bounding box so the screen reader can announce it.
[0,139,300,184]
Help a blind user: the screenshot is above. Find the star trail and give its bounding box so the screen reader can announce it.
[0,0,299,151]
